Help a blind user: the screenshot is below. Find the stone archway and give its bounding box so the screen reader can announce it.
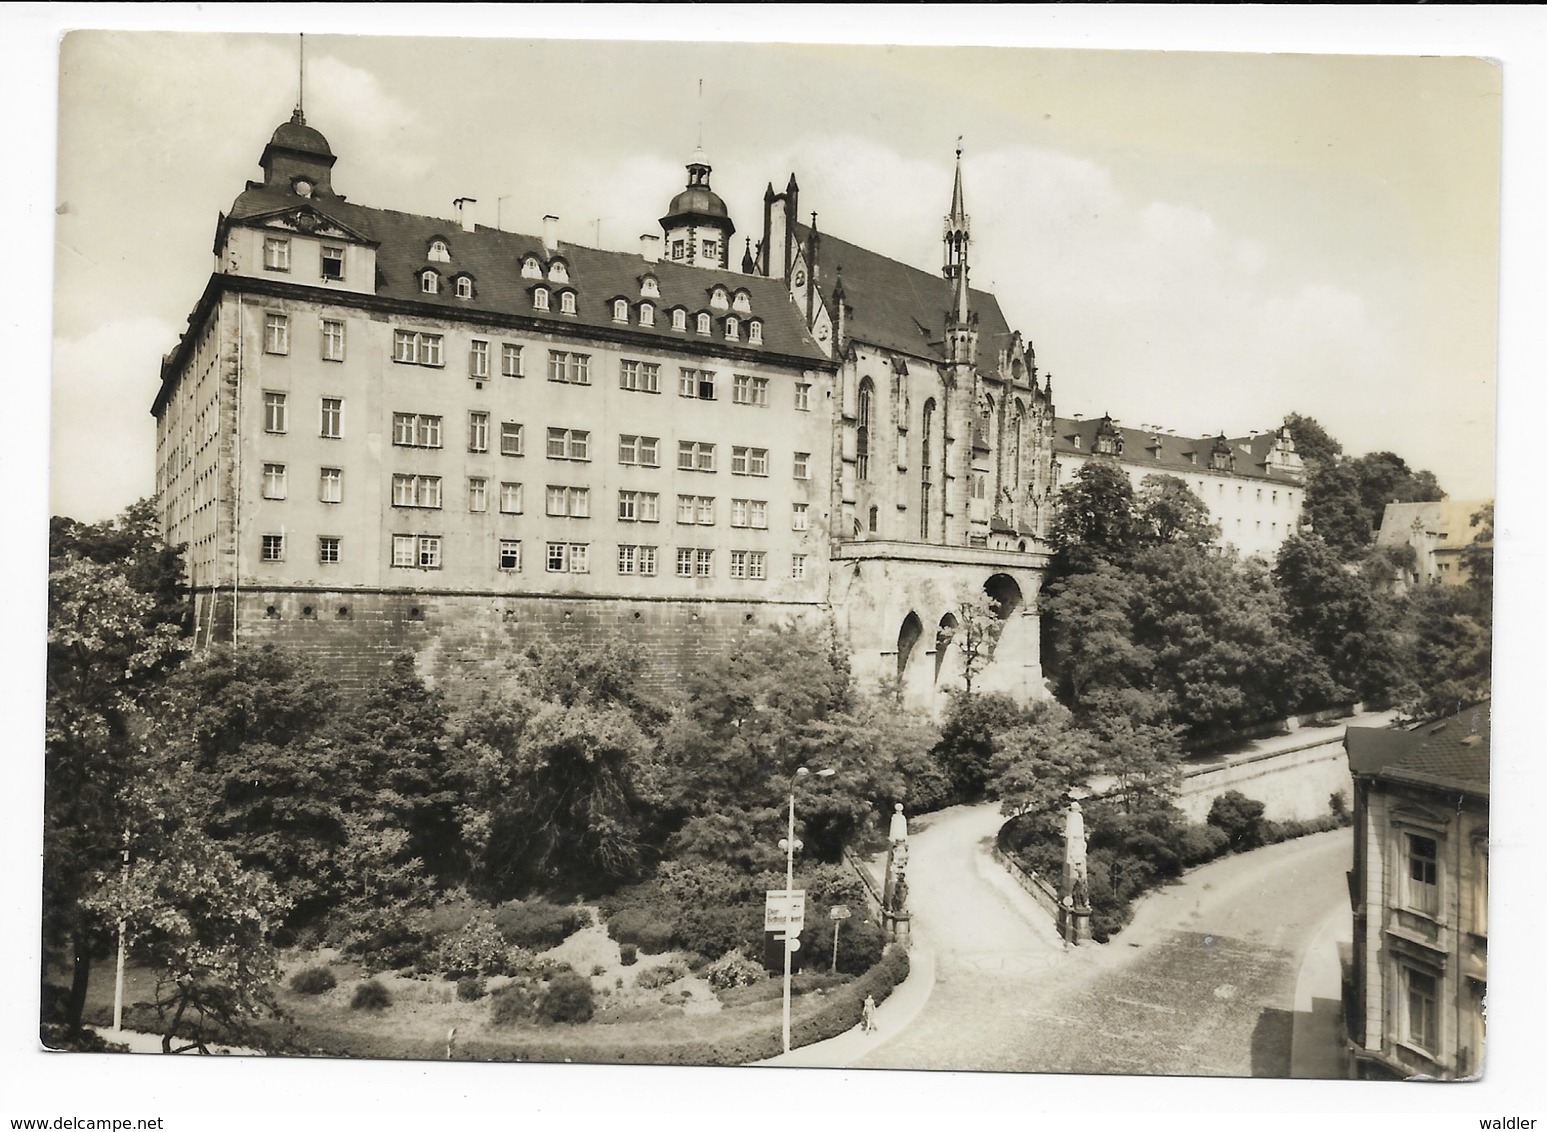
[934,612,958,684]
[977,573,1034,699]
[897,611,924,682]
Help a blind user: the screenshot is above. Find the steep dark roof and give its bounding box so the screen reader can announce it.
[790,221,1013,364]
[223,184,825,363]
[1051,417,1297,484]
[1346,702,1490,798]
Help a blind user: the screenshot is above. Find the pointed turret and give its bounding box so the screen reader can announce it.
[741,237,756,274]
[942,141,977,371]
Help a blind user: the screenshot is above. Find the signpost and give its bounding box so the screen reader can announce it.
[764,889,807,935]
[829,905,851,973]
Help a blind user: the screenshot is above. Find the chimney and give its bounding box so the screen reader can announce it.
[640,234,660,264]
[543,214,560,253]
[454,197,478,234]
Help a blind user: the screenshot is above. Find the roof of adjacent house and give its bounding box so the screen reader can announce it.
[1345,702,1490,798]
[789,221,1014,364]
[1051,416,1301,484]
[221,183,828,364]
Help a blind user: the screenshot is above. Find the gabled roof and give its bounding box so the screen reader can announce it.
[222,184,827,364]
[1346,702,1490,798]
[1051,416,1299,484]
[789,221,1013,364]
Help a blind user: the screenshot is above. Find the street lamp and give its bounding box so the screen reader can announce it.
[778,765,834,1054]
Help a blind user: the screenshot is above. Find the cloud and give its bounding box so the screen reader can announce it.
[50,317,172,522]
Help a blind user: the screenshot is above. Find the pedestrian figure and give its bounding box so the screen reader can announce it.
[446,1025,457,1060]
[862,993,878,1033]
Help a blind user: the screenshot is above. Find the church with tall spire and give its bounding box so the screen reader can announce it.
[745,140,1057,705]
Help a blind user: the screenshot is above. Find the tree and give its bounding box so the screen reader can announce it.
[1274,533,1406,703]
[1040,561,1152,714]
[151,645,357,931]
[932,692,1028,802]
[1089,713,1182,814]
[1302,461,1375,559]
[1463,502,1494,601]
[45,505,188,1038]
[84,800,288,1053]
[1283,413,1343,470]
[469,699,656,893]
[1051,460,1144,567]
[954,587,1005,696]
[1136,474,1218,550]
[988,700,1101,818]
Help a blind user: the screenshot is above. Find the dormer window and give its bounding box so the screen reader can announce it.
[725,316,740,341]
[640,274,660,299]
[428,240,451,264]
[420,270,440,295]
[696,312,711,336]
[455,276,473,300]
[320,245,345,281]
[548,259,570,284]
[559,290,577,315]
[732,290,751,314]
[639,302,655,327]
[612,299,629,323]
[748,319,763,345]
[710,287,729,311]
[671,308,687,331]
[521,256,543,280]
[533,286,550,311]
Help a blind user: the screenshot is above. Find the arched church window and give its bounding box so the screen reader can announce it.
[856,378,873,482]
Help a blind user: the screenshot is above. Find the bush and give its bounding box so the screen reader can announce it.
[434,913,525,978]
[489,979,541,1026]
[1177,823,1231,866]
[493,900,592,950]
[618,943,638,967]
[703,949,767,991]
[289,966,337,996]
[635,961,688,990]
[1207,790,1268,851]
[539,971,595,1024]
[606,906,675,954]
[672,904,761,961]
[456,975,487,1002]
[350,979,391,1011]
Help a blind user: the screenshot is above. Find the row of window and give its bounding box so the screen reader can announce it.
[259,319,804,406]
[264,237,345,281]
[260,464,811,529]
[262,532,808,580]
[261,394,815,477]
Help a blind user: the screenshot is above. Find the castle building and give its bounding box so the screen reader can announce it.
[1344,704,1489,1080]
[153,110,1313,709]
[1052,413,1306,560]
[152,115,1050,707]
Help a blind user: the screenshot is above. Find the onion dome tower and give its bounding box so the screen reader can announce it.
[659,147,735,269]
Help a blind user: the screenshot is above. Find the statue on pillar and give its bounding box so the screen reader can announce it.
[1063,800,1089,908]
[883,803,910,914]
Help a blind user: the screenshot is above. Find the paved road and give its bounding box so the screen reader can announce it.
[857,804,1352,1076]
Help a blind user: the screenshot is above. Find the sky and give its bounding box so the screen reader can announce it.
[42,16,1508,522]
[10,5,1547,1124]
